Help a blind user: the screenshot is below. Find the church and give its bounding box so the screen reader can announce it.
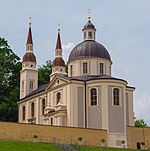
[18,15,135,147]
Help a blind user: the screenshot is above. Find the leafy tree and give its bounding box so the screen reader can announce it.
[0,37,21,122]
[135,119,148,127]
[38,60,52,86]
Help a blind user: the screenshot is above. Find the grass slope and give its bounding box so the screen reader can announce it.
[0,140,61,151]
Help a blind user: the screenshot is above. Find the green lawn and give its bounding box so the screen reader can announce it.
[74,145,143,151]
[0,140,61,151]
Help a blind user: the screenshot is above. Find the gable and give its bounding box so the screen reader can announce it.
[46,75,69,90]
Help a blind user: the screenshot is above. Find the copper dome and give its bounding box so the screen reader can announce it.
[23,53,36,63]
[52,58,65,67]
[68,40,111,62]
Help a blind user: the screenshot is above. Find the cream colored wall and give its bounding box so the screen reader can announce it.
[20,68,38,99]
[68,58,112,77]
[126,88,134,126]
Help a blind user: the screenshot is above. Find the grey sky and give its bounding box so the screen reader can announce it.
[1,0,150,124]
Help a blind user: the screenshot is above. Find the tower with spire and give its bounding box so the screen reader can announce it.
[20,19,38,99]
[50,25,66,80]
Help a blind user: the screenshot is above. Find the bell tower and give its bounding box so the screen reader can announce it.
[20,18,38,99]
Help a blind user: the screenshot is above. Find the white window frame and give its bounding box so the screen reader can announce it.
[89,87,98,106]
[112,87,121,107]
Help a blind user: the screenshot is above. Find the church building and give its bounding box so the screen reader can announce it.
[18,15,135,147]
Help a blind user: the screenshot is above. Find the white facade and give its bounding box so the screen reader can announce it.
[18,17,135,148]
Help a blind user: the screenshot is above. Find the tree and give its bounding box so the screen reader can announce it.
[38,60,52,86]
[135,119,147,127]
[0,37,21,122]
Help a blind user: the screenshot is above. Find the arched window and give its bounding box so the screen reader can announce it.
[90,88,97,106]
[113,88,120,106]
[42,99,46,114]
[30,81,34,90]
[31,102,35,117]
[56,92,61,104]
[83,62,87,74]
[70,65,73,76]
[22,106,25,120]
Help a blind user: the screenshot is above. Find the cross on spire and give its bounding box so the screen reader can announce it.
[88,9,91,21]
[29,17,32,27]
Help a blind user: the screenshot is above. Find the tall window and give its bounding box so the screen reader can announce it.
[88,32,92,38]
[113,88,120,106]
[90,88,97,106]
[30,81,34,90]
[83,62,87,74]
[100,63,104,74]
[22,106,25,120]
[70,65,73,76]
[56,92,61,104]
[42,99,46,114]
[31,102,35,117]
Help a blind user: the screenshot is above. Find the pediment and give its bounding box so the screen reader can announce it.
[46,75,69,90]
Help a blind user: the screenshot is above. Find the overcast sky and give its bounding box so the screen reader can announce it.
[1,0,150,125]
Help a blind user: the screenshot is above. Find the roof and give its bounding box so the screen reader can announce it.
[23,52,36,63]
[68,40,111,62]
[20,75,133,101]
[26,27,33,44]
[83,20,96,30]
[52,57,65,67]
[56,32,62,49]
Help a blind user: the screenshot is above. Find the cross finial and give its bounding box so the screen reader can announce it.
[88,9,91,21]
[58,23,60,33]
[29,17,32,27]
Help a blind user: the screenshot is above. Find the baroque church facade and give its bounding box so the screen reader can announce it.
[18,16,135,147]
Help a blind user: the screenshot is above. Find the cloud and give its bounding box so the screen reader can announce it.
[62,43,75,62]
[134,93,150,125]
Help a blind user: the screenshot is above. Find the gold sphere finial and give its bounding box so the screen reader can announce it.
[88,9,91,21]
[58,23,60,33]
[29,17,32,27]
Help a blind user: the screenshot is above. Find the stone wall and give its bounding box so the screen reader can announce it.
[127,126,150,150]
[0,122,107,146]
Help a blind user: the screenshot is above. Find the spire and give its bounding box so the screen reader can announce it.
[56,24,62,50]
[26,17,33,44]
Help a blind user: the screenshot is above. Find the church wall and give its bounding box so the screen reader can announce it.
[126,89,134,126]
[68,58,112,77]
[108,85,125,133]
[77,87,84,127]
[87,85,102,129]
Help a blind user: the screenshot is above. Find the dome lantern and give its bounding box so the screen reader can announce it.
[82,11,96,41]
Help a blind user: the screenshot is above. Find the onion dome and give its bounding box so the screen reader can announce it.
[23,53,36,63]
[68,40,111,61]
[52,58,65,67]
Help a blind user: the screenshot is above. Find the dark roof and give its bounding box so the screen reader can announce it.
[23,52,36,63]
[52,57,65,67]
[56,32,62,49]
[26,27,33,44]
[20,75,132,101]
[67,75,127,83]
[83,20,96,30]
[21,83,49,99]
[68,40,111,62]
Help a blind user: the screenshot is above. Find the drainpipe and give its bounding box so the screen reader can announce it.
[84,81,87,128]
